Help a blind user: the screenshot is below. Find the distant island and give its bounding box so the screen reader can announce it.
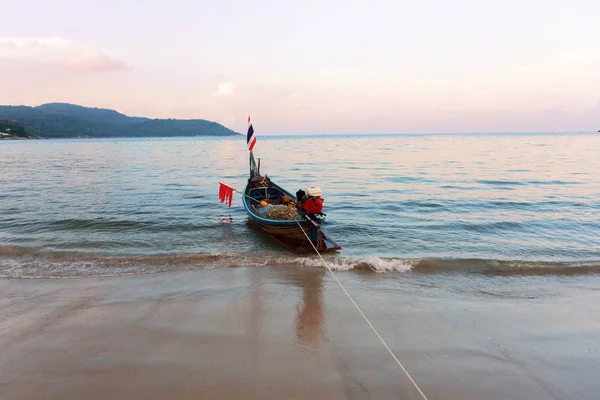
[0,103,239,139]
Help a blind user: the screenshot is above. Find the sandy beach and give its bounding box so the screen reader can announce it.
[1,266,599,399]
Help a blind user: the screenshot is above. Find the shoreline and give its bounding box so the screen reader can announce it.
[0,133,241,140]
[1,266,599,399]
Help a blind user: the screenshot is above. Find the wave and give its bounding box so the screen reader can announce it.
[476,179,583,187]
[411,258,600,276]
[0,218,217,234]
[1,245,599,279]
[476,180,525,186]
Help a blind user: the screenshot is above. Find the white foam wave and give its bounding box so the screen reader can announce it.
[0,253,416,278]
[295,255,415,273]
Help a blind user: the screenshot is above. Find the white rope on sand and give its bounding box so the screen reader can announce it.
[296,221,429,400]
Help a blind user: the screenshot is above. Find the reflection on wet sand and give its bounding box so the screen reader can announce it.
[294,268,325,346]
[246,266,264,346]
[246,265,326,346]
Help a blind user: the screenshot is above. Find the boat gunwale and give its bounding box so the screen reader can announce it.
[242,180,310,226]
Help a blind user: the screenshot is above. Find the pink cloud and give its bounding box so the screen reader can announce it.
[0,37,129,74]
[0,36,70,52]
[62,51,129,72]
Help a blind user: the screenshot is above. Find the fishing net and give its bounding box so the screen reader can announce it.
[263,205,301,220]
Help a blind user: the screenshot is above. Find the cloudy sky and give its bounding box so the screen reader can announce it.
[1,0,599,134]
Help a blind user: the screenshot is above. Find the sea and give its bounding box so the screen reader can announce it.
[1,133,599,278]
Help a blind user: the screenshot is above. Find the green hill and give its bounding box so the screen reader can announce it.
[0,103,239,138]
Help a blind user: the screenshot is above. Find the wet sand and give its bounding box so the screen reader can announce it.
[1,267,599,399]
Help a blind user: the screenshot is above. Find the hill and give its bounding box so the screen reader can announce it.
[0,103,239,138]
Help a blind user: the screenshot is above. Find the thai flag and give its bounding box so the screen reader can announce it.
[247,115,257,151]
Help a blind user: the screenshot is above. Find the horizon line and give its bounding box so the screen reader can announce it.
[258,131,600,136]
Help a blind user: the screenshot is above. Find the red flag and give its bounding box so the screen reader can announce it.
[219,183,234,207]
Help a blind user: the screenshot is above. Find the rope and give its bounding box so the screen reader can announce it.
[295,221,428,400]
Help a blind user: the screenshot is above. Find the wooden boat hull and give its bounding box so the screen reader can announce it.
[242,180,341,253]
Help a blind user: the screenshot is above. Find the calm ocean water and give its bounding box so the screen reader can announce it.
[1,133,599,278]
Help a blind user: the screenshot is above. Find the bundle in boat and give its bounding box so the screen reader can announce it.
[263,204,301,220]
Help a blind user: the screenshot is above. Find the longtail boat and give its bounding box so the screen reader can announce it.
[242,151,341,253]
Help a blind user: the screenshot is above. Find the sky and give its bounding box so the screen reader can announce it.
[1,0,599,134]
